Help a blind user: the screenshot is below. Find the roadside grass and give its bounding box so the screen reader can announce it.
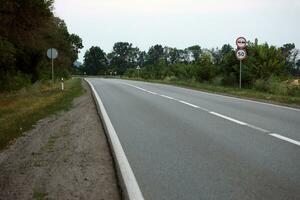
[123,78,300,108]
[32,188,48,200]
[0,78,84,151]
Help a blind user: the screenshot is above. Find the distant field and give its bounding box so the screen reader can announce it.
[123,78,300,108]
[0,78,84,150]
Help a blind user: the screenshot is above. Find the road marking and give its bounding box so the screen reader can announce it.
[210,112,248,125]
[269,133,300,146]
[160,83,300,112]
[86,79,145,200]
[122,82,159,95]
[121,81,300,147]
[178,100,200,108]
[246,124,270,133]
[160,94,175,100]
[147,91,158,95]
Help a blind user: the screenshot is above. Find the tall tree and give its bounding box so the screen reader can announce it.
[0,0,83,90]
[186,45,202,63]
[69,34,84,61]
[147,44,164,65]
[83,46,107,75]
[109,42,137,74]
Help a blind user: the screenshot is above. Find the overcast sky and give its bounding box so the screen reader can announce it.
[54,0,300,62]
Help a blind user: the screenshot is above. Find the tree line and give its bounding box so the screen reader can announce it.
[0,0,83,91]
[82,41,300,95]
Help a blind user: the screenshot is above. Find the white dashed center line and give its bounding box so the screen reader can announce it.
[121,82,300,147]
[179,101,200,108]
[210,112,248,126]
[269,134,300,146]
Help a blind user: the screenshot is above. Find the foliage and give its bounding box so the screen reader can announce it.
[80,38,299,97]
[83,46,107,75]
[0,0,83,91]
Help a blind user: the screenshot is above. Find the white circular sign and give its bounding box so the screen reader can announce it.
[236,49,247,60]
[236,37,247,49]
[47,48,58,59]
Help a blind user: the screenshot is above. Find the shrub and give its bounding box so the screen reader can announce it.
[0,71,31,92]
[164,76,178,82]
[212,76,223,86]
[265,76,287,96]
[254,79,267,91]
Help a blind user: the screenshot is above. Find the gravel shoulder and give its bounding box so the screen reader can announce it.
[0,81,121,200]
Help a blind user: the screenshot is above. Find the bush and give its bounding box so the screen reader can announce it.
[222,72,237,86]
[164,76,178,82]
[287,86,300,96]
[212,76,223,86]
[265,76,287,96]
[254,79,267,91]
[0,71,31,92]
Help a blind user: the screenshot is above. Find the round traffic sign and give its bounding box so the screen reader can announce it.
[236,49,247,60]
[236,37,247,49]
[47,48,58,59]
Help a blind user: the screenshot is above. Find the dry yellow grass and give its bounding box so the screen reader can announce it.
[0,78,83,150]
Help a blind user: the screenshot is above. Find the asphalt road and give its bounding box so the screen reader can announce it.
[87,78,300,200]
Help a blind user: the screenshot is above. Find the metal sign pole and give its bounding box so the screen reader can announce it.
[239,60,242,89]
[52,58,54,83]
[47,48,58,83]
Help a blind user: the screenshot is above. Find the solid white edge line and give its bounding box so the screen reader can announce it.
[85,79,145,200]
[269,133,300,146]
[210,112,248,125]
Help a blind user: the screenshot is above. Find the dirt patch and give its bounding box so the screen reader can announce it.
[0,81,121,200]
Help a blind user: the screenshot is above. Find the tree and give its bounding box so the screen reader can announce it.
[137,51,147,67]
[295,59,300,76]
[109,42,137,74]
[147,45,164,65]
[0,0,83,91]
[195,53,216,82]
[69,34,84,61]
[186,45,202,63]
[83,46,107,75]
[164,47,184,65]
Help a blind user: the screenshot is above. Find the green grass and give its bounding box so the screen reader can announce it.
[0,78,84,151]
[123,78,300,108]
[32,188,48,200]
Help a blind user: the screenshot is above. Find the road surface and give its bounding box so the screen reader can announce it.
[87,78,300,200]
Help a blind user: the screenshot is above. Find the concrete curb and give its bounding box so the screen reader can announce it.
[84,78,144,200]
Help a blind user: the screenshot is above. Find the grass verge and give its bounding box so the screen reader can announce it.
[0,78,84,151]
[123,78,300,108]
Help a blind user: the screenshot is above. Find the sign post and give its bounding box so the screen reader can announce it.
[136,65,141,78]
[47,48,58,83]
[235,37,247,89]
[61,77,64,91]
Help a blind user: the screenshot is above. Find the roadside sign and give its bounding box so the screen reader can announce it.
[235,37,247,89]
[136,66,141,78]
[47,48,58,83]
[47,48,58,59]
[236,49,247,60]
[236,37,247,49]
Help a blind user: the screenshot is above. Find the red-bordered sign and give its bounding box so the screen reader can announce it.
[236,49,247,60]
[236,37,247,49]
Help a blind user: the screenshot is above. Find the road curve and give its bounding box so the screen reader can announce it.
[87,78,300,200]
